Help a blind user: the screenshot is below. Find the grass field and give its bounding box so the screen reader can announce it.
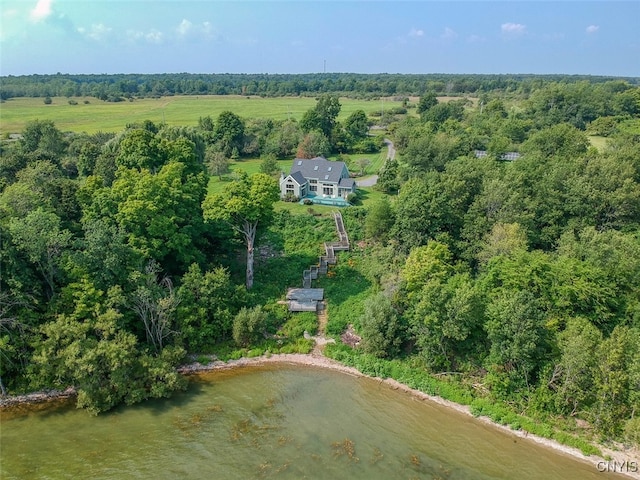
[0,95,402,135]
[207,149,388,213]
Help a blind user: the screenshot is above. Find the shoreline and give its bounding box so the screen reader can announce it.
[2,352,638,479]
[178,352,640,480]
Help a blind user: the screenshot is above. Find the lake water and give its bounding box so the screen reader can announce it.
[0,365,620,479]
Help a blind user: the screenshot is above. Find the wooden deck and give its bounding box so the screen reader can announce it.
[286,288,324,312]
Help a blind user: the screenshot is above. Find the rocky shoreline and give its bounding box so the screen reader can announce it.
[2,352,638,479]
[0,386,77,408]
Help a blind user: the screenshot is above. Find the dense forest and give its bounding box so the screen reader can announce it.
[1,75,639,453]
[1,72,639,101]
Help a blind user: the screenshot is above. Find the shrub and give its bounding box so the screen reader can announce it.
[68,99,78,105]
[346,192,358,204]
[43,96,52,105]
[283,192,299,202]
[280,312,318,338]
[303,198,313,205]
[232,306,268,347]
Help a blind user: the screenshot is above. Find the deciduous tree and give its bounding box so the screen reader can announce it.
[202,172,279,289]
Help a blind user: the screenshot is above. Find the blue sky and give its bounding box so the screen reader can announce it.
[1,1,638,77]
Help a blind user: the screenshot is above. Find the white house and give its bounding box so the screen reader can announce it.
[279,156,355,202]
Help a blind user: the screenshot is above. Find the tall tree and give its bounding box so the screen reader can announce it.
[8,208,72,299]
[202,172,279,289]
[214,111,245,157]
[300,95,341,140]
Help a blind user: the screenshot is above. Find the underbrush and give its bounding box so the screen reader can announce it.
[279,311,318,337]
[324,343,602,458]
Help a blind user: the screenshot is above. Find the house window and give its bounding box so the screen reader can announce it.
[286,187,295,194]
[310,185,317,192]
[323,186,333,195]
[314,166,319,171]
[309,179,317,184]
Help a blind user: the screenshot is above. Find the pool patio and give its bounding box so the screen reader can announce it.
[299,194,351,207]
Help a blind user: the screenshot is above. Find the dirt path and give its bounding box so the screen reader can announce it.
[309,301,335,354]
[355,138,395,188]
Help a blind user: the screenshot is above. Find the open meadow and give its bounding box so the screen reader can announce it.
[0,95,399,135]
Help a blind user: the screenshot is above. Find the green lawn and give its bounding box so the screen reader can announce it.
[207,154,387,212]
[0,95,405,135]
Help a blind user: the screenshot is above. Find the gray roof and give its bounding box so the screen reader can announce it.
[289,171,307,185]
[290,157,347,184]
[338,177,355,188]
[474,150,521,161]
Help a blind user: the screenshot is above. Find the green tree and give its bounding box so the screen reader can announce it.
[296,131,331,159]
[402,241,453,294]
[593,326,640,437]
[109,159,208,272]
[521,123,589,159]
[131,261,181,352]
[416,92,438,115]
[365,197,395,243]
[205,148,230,179]
[259,153,280,177]
[300,95,341,140]
[264,120,303,157]
[376,157,399,194]
[485,290,548,393]
[8,208,72,299]
[202,172,279,289]
[232,306,267,347]
[410,273,483,370]
[214,111,245,157]
[477,222,528,265]
[359,292,402,358]
[20,119,67,160]
[354,157,371,176]
[550,317,601,416]
[29,280,186,414]
[176,264,244,351]
[116,128,165,172]
[344,109,369,140]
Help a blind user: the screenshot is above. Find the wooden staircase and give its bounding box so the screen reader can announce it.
[286,212,350,312]
[302,212,350,288]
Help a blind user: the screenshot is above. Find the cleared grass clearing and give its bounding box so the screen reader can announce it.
[207,154,386,212]
[0,95,400,135]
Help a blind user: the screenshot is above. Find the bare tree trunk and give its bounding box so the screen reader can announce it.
[242,221,258,289]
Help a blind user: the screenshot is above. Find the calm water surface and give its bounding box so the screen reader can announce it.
[0,365,620,479]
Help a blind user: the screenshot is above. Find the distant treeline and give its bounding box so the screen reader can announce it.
[1,72,639,101]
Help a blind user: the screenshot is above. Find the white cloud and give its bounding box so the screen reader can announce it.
[146,30,164,44]
[408,28,424,38]
[501,22,526,35]
[30,0,53,22]
[586,25,599,34]
[177,19,192,37]
[175,19,217,41]
[441,27,458,41]
[79,23,112,41]
[125,28,164,44]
